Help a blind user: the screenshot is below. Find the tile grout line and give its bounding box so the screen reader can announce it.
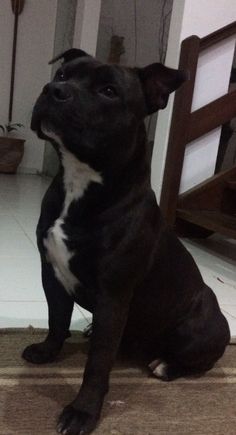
[12,213,38,249]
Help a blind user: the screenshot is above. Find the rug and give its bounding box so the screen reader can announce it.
[0,328,236,435]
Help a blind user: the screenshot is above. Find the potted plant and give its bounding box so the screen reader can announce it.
[0,123,25,173]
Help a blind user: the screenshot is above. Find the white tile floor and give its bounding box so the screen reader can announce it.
[0,174,236,338]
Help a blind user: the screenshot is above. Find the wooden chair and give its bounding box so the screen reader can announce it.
[160,21,236,238]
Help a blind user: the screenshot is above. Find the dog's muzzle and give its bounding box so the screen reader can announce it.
[42,82,73,103]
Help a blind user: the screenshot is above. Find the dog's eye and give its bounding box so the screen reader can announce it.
[56,70,66,81]
[99,86,117,98]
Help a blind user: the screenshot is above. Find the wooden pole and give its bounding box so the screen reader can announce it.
[8,0,25,124]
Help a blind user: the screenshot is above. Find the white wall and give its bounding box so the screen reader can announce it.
[0,0,58,174]
[97,0,172,66]
[74,0,101,55]
[152,0,236,200]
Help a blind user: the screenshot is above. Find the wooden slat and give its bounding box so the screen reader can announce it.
[178,166,236,205]
[187,90,236,143]
[200,21,236,51]
[177,208,236,239]
[226,181,236,191]
[160,36,200,225]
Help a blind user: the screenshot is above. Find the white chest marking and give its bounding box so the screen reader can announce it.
[44,218,78,293]
[42,130,102,294]
[61,150,102,216]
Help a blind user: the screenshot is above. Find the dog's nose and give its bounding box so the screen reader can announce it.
[42,83,72,102]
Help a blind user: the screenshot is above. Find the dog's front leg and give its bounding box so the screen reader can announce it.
[57,289,131,435]
[23,259,74,364]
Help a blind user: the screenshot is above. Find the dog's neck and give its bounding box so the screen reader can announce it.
[46,125,151,219]
[61,149,103,217]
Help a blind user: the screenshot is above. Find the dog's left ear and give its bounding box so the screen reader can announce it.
[137,63,187,114]
[49,48,90,65]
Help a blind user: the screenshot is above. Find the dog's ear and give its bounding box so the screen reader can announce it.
[137,63,187,114]
[49,48,90,65]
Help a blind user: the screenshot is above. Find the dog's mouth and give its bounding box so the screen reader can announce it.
[32,119,61,144]
[31,104,62,145]
[31,94,62,143]
[40,123,63,145]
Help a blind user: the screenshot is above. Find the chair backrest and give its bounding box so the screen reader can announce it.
[160,21,236,227]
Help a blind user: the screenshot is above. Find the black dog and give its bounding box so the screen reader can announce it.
[23,48,230,434]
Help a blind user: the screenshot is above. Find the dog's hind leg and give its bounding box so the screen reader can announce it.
[22,260,74,364]
[149,287,230,381]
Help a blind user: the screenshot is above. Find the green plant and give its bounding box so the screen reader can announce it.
[0,122,24,135]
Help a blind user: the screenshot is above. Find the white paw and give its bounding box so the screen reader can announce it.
[148,359,168,379]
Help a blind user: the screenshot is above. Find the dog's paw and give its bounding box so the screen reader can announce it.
[57,405,98,435]
[148,359,184,381]
[148,359,170,381]
[22,341,61,364]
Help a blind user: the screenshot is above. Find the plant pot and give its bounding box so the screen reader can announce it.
[0,136,25,174]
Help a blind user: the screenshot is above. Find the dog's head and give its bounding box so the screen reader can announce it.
[31,49,186,171]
